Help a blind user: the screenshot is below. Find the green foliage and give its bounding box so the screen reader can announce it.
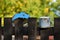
[0,0,50,17]
[0,0,60,26]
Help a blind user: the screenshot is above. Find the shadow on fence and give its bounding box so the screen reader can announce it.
[0,18,60,40]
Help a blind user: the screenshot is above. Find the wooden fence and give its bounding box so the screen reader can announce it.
[0,18,37,40]
[0,18,60,40]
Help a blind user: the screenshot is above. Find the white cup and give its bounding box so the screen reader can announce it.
[39,17,50,28]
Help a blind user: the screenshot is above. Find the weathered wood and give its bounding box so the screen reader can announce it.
[0,17,54,40]
[28,18,37,40]
[14,18,23,40]
[4,18,12,40]
[54,18,60,40]
[0,18,1,40]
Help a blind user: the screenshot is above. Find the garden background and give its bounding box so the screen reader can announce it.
[0,0,60,27]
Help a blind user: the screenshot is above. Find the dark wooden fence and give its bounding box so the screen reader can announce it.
[0,18,1,40]
[0,18,37,40]
[0,18,59,40]
[54,18,60,40]
[3,18,13,40]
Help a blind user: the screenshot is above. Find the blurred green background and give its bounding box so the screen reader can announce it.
[0,0,60,27]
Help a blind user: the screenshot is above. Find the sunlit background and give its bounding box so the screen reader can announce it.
[0,0,60,27]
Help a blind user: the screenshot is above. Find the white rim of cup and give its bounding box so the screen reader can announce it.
[40,17,50,18]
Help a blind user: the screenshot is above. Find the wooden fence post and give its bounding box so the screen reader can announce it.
[14,18,23,40]
[0,18,1,40]
[4,18,13,40]
[54,18,60,40]
[28,18,37,40]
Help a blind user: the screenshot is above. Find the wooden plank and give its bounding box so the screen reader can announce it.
[0,18,1,40]
[4,18,12,40]
[54,18,60,40]
[14,18,23,40]
[28,18,37,40]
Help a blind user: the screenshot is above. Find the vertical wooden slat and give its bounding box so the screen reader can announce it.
[54,18,60,40]
[4,18,12,40]
[0,18,1,40]
[28,18,37,40]
[14,18,23,40]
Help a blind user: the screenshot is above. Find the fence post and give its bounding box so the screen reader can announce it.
[28,18,37,40]
[14,18,23,40]
[4,18,12,40]
[39,17,51,40]
[54,18,60,40]
[0,18,1,40]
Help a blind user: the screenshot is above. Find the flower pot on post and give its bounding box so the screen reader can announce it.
[12,12,30,40]
[39,17,51,40]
